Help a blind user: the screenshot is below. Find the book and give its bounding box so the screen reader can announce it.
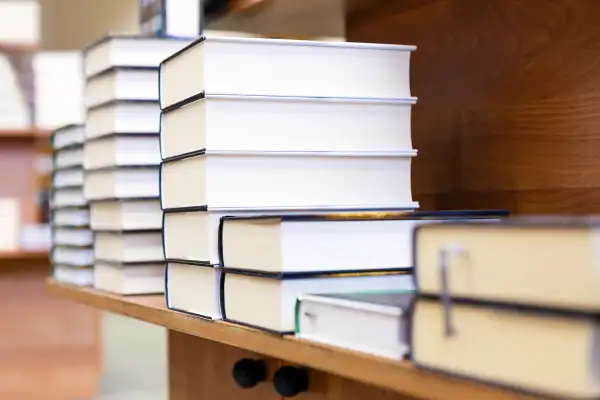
[50,124,85,149]
[160,151,418,211]
[164,207,422,265]
[218,210,508,273]
[220,269,414,334]
[90,198,162,231]
[54,145,84,169]
[94,260,164,295]
[51,207,89,227]
[51,187,87,208]
[33,51,84,129]
[296,290,415,359]
[160,94,416,159]
[0,43,34,129]
[139,0,203,39]
[51,245,94,266]
[52,227,93,247]
[52,168,84,189]
[413,216,600,312]
[412,298,600,399]
[83,35,192,78]
[94,231,163,263]
[165,262,222,319]
[84,166,159,201]
[84,133,160,169]
[0,198,20,251]
[86,100,160,139]
[0,1,39,44]
[85,67,159,108]
[159,36,416,110]
[53,264,94,286]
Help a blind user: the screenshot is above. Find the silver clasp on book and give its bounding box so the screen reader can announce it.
[437,244,466,338]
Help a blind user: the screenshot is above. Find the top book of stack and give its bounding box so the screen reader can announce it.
[159,36,416,111]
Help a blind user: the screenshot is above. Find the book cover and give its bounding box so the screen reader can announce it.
[0,44,34,129]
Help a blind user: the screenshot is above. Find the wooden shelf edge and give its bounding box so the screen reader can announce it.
[0,129,51,140]
[46,279,538,400]
[0,250,49,261]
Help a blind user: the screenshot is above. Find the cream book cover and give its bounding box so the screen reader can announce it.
[0,198,20,251]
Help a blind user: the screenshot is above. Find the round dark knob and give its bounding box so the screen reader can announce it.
[273,366,309,397]
[232,358,267,389]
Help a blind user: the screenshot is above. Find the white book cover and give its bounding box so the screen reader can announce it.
[160,36,416,109]
[160,94,416,159]
[160,151,418,211]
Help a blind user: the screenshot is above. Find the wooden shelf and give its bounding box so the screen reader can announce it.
[0,129,50,140]
[0,250,49,262]
[46,279,539,400]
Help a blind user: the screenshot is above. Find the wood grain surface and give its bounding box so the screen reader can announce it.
[347,0,600,214]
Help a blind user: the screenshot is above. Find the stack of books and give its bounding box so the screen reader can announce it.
[411,217,600,399]
[159,36,421,326]
[50,124,93,285]
[82,35,190,295]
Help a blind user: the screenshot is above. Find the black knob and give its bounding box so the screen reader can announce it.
[232,358,267,389]
[273,366,309,397]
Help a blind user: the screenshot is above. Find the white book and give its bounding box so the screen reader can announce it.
[52,227,93,246]
[52,246,94,266]
[160,151,417,211]
[0,53,29,129]
[94,261,165,295]
[0,198,20,251]
[52,168,84,188]
[163,207,417,265]
[219,211,506,274]
[94,231,163,263]
[84,134,160,169]
[296,291,414,360]
[165,262,221,319]
[90,199,162,231]
[160,94,416,159]
[86,101,160,139]
[52,187,87,208]
[85,68,158,108]
[139,0,201,38]
[222,271,414,333]
[54,146,84,169]
[53,265,94,286]
[34,51,84,129]
[160,36,416,109]
[52,207,90,227]
[0,0,39,44]
[51,124,85,150]
[84,35,192,78]
[84,167,159,201]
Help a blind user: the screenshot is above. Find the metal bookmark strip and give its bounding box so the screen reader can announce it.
[438,244,465,338]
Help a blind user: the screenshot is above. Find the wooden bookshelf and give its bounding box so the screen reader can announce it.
[0,250,48,262]
[46,280,540,400]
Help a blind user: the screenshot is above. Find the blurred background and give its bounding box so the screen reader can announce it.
[0,0,343,399]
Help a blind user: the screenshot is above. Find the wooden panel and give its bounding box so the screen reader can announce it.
[346,0,600,214]
[301,368,420,400]
[168,331,422,400]
[168,330,279,400]
[0,262,99,399]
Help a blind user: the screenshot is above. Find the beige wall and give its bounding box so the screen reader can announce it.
[39,0,139,50]
[39,0,344,50]
[208,0,344,38]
